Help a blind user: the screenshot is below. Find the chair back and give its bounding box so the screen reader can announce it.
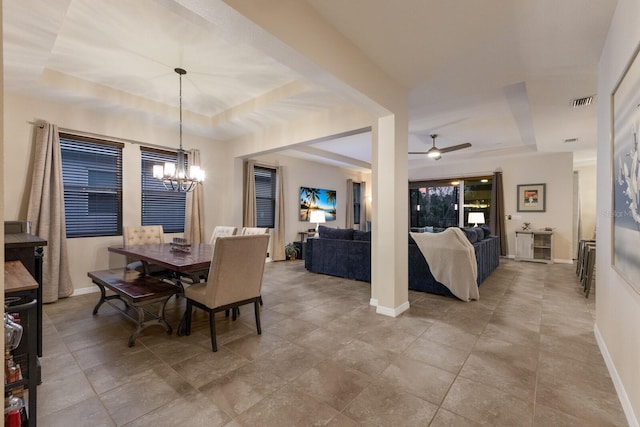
[204,234,269,308]
[123,225,164,246]
[209,226,238,245]
[240,227,269,235]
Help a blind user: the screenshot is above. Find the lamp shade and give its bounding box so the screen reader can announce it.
[468,212,485,227]
[309,210,326,224]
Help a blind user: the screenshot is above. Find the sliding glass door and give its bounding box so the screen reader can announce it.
[409,176,492,229]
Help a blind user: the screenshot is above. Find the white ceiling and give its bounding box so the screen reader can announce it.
[3,0,617,171]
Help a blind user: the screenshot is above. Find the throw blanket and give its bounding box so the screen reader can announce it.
[410,228,479,301]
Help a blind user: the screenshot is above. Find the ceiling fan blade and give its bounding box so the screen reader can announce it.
[439,143,472,154]
[408,151,429,155]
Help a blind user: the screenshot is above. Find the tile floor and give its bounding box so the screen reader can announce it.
[37,259,627,426]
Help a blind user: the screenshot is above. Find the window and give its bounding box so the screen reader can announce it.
[141,148,186,233]
[60,134,123,237]
[409,176,493,229]
[409,182,460,229]
[353,182,361,225]
[254,166,276,228]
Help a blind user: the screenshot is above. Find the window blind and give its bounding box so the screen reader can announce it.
[60,134,123,237]
[254,166,276,228]
[141,148,186,233]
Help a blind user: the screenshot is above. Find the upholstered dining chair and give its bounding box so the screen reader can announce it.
[240,227,269,235]
[239,227,269,306]
[123,225,170,276]
[184,226,239,284]
[183,234,270,352]
[209,225,238,244]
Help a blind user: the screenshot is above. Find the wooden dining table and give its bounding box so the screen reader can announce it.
[108,243,213,276]
[107,242,214,335]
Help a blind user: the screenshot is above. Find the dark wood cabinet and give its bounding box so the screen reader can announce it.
[5,230,46,357]
[5,261,39,427]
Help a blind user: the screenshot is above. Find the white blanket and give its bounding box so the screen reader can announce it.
[410,228,479,301]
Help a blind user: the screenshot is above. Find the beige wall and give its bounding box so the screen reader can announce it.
[596,0,640,424]
[409,151,575,262]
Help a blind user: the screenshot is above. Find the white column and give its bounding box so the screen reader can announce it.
[370,113,409,317]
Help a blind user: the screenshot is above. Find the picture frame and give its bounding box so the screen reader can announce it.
[299,187,336,221]
[611,42,640,295]
[517,183,546,212]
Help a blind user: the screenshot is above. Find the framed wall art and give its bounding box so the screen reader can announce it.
[517,183,546,212]
[299,187,336,222]
[611,42,640,295]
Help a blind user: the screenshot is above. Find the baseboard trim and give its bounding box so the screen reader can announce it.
[376,300,410,318]
[369,298,378,307]
[71,286,100,296]
[594,324,639,427]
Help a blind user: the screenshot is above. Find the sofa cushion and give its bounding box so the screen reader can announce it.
[353,230,371,241]
[318,225,354,240]
[460,227,477,243]
[480,225,492,237]
[474,227,484,241]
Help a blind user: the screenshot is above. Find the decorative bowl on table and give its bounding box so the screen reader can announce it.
[170,237,191,253]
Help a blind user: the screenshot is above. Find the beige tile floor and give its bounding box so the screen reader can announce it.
[37,259,627,426]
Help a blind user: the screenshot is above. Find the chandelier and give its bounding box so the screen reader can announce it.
[153,67,205,192]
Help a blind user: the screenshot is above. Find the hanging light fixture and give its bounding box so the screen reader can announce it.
[153,67,205,192]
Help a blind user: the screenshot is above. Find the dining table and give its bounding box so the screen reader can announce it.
[108,242,213,335]
[108,243,213,277]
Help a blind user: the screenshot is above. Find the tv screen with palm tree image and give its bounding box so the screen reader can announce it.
[299,187,336,221]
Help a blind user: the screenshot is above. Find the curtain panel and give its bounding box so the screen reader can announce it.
[272,166,286,261]
[185,149,204,243]
[27,122,74,302]
[243,161,257,227]
[360,181,367,231]
[346,179,354,229]
[490,171,507,256]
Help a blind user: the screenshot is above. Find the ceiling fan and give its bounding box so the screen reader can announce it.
[409,134,472,160]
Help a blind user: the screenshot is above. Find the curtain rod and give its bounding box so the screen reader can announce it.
[27,121,175,151]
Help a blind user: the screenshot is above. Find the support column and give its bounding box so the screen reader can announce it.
[370,113,409,317]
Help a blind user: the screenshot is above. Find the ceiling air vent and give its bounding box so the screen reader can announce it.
[564,138,579,144]
[571,96,594,107]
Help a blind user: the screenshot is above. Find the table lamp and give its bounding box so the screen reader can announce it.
[468,212,485,227]
[309,210,326,232]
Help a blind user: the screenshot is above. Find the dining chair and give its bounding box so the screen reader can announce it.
[123,225,170,276]
[239,227,269,306]
[209,226,238,244]
[183,234,270,351]
[240,227,269,235]
[183,226,239,284]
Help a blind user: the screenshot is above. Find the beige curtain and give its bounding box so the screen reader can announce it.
[272,166,286,261]
[27,122,73,303]
[360,181,367,231]
[185,149,204,243]
[346,179,354,229]
[243,160,257,227]
[490,171,507,256]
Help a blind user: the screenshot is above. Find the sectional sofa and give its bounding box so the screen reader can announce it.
[304,225,500,299]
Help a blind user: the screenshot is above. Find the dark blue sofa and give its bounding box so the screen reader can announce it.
[304,227,371,282]
[305,225,500,298]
